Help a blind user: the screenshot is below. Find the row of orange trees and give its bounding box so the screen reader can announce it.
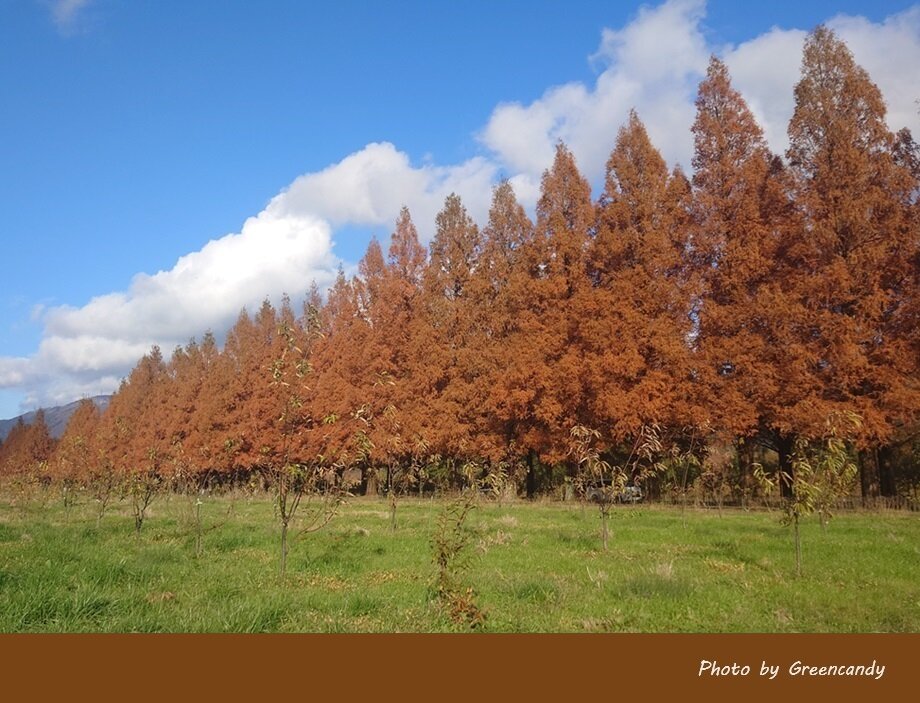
[1,27,917,507]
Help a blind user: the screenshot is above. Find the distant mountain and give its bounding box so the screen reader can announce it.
[0,396,111,442]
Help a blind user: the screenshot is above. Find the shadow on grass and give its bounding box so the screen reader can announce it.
[621,569,692,599]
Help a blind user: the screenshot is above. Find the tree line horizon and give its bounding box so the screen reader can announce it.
[2,27,918,504]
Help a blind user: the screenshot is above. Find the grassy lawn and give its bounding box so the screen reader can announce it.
[0,492,918,632]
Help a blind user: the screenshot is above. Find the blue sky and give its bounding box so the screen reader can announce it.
[1,0,919,420]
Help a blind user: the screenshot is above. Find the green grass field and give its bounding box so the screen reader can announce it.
[1,492,918,632]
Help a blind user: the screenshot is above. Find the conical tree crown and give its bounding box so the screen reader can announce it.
[593,110,674,283]
[788,26,890,180]
[535,143,593,289]
[388,207,427,286]
[693,57,770,194]
[52,399,99,481]
[357,238,386,322]
[427,193,481,302]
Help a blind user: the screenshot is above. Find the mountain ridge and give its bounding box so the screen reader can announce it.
[0,396,111,442]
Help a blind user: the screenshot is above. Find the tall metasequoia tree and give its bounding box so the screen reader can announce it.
[86,400,125,520]
[171,332,221,480]
[586,110,693,443]
[352,237,390,476]
[893,127,920,363]
[162,341,198,485]
[293,282,342,466]
[376,208,427,487]
[0,420,28,478]
[99,347,168,532]
[219,307,261,472]
[474,181,535,463]
[101,347,168,478]
[0,411,55,481]
[888,128,920,487]
[244,299,290,470]
[339,242,394,493]
[311,267,373,485]
[321,214,427,495]
[690,57,802,485]
[208,300,282,477]
[27,410,55,479]
[494,144,594,495]
[417,193,484,460]
[52,399,101,502]
[785,27,920,496]
[868,126,920,497]
[190,325,244,478]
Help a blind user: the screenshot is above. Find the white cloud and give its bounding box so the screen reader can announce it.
[3,0,919,416]
[722,28,808,154]
[481,0,710,178]
[0,358,31,388]
[3,207,341,409]
[270,142,498,242]
[44,211,338,344]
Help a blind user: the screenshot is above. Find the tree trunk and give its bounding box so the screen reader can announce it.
[363,466,378,496]
[195,499,203,558]
[737,439,755,509]
[776,432,795,500]
[600,505,609,551]
[280,520,289,578]
[878,445,897,498]
[858,448,880,504]
[525,450,536,500]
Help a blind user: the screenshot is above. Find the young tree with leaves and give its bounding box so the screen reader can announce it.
[570,423,666,551]
[757,413,861,577]
[269,304,344,578]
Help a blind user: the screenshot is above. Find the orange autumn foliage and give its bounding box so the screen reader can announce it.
[25,27,916,502]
